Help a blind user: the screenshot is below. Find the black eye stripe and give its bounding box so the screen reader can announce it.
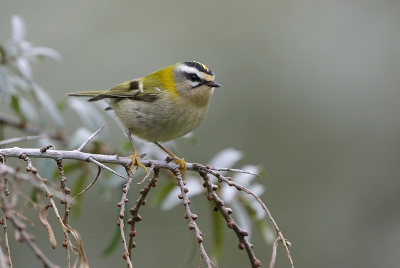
[185,72,201,82]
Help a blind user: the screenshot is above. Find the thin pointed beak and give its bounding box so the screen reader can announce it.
[205,81,221,88]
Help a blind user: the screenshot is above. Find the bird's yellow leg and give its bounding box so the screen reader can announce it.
[154,141,186,172]
[127,131,148,174]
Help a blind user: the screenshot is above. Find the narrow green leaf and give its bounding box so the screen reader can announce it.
[152,180,175,207]
[0,45,6,60]
[72,172,87,197]
[102,221,122,256]
[16,95,38,123]
[10,95,21,118]
[30,188,37,203]
[70,172,88,217]
[210,201,224,263]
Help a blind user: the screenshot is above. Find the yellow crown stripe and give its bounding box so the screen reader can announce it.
[194,61,210,73]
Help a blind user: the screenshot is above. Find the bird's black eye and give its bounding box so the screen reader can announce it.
[189,74,200,82]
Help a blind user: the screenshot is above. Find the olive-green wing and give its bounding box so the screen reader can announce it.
[68,79,160,102]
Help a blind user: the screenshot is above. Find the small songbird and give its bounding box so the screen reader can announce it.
[68,61,221,173]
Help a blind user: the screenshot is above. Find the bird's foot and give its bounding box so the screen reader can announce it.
[128,153,148,174]
[173,157,186,174]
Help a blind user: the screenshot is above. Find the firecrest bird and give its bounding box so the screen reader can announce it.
[68,61,221,175]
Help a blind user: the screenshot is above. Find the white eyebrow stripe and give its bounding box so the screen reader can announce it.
[177,65,204,79]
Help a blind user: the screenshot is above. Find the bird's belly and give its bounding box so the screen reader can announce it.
[111,99,208,142]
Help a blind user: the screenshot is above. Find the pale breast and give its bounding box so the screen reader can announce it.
[110,95,210,142]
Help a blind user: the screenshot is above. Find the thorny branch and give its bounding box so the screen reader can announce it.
[127,168,159,260]
[117,170,134,268]
[196,165,294,268]
[198,169,260,268]
[0,155,12,268]
[0,158,59,268]
[0,130,293,267]
[173,168,216,268]
[0,149,89,267]
[55,158,72,268]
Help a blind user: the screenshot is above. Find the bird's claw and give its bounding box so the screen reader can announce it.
[174,157,186,174]
[128,154,148,174]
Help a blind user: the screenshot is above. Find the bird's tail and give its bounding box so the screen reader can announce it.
[67,91,105,97]
[67,91,106,102]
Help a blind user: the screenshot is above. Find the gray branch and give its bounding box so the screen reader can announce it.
[0,146,293,268]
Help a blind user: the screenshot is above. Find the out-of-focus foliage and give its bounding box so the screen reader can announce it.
[0,15,62,127]
[0,15,268,262]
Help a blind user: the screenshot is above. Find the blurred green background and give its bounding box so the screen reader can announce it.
[1,0,400,267]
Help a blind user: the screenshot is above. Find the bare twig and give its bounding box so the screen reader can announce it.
[0,148,234,174]
[128,168,159,259]
[0,169,59,268]
[173,168,217,268]
[207,165,261,177]
[117,169,134,268]
[0,111,66,143]
[0,135,49,146]
[0,146,294,268]
[86,157,126,180]
[70,167,101,203]
[0,146,127,179]
[269,237,281,268]
[0,156,12,267]
[76,125,105,152]
[0,164,64,199]
[18,153,89,268]
[55,159,71,267]
[198,164,294,268]
[13,210,36,228]
[40,144,55,153]
[198,169,260,268]
[6,211,59,268]
[0,147,195,179]
[56,159,70,224]
[1,211,12,267]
